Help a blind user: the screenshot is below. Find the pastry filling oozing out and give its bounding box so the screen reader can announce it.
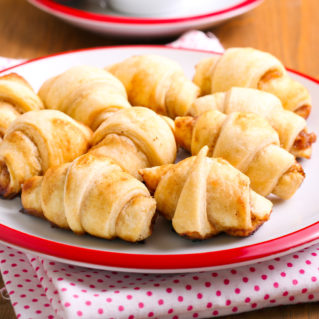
[293,129,317,151]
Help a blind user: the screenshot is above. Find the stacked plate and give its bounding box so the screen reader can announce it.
[28,0,263,37]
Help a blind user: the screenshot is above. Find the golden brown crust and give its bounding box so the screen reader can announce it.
[0,130,42,197]
[20,208,45,219]
[272,162,305,200]
[174,110,305,199]
[191,87,315,158]
[138,164,173,194]
[108,55,199,118]
[0,73,43,137]
[140,147,273,240]
[21,152,157,243]
[38,65,131,130]
[0,110,92,197]
[0,73,34,90]
[0,72,43,113]
[21,176,39,194]
[91,107,177,178]
[258,68,283,85]
[174,116,195,150]
[176,230,216,241]
[226,219,266,237]
[0,102,20,137]
[21,176,44,218]
[295,104,311,119]
[193,48,312,115]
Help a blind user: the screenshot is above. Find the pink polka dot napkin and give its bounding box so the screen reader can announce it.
[1,244,319,319]
[0,31,318,319]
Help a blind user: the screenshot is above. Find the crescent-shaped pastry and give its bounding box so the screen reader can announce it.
[0,110,92,198]
[90,107,177,179]
[0,73,44,140]
[107,55,200,118]
[193,48,311,118]
[22,152,156,242]
[189,87,316,158]
[38,65,131,130]
[175,111,305,199]
[139,146,272,239]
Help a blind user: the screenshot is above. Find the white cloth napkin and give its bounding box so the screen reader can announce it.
[0,30,318,319]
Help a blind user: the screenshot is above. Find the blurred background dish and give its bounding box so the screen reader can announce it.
[108,0,189,17]
[27,0,264,37]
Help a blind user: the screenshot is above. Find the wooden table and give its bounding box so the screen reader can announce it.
[0,0,318,318]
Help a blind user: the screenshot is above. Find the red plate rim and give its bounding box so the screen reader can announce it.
[0,45,319,271]
[28,0,263,25]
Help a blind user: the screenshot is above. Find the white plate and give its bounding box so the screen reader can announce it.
[27,0,264,37]
[0,46,319,273]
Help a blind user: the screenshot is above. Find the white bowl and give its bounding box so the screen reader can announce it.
[108,0,189,17]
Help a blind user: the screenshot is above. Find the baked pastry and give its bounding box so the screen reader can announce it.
[140,146,273,239]
[175,110,305,199]
[190,87,316,158]
[0,73,44,140]
[107,55,200,118]
[90,107,177,179]
[38,65,131,130]
[0,110,92,198]
[193,48,311,118]
[22,152,156,242]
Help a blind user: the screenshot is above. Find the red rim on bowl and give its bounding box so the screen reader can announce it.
[28,0,263,24]
[0,45,318,271]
